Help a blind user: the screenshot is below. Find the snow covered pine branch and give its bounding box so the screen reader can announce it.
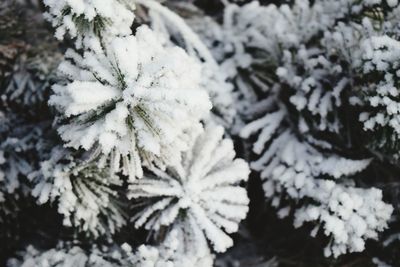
[49,25,211,180]
[129,125,250,254]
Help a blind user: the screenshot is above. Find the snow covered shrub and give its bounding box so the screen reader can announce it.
[3,0,400,265]
[50,25,211,179]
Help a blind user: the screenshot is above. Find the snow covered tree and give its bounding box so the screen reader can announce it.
[3,0,400,266]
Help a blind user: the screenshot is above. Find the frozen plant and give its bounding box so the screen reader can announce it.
[49,25,211,180]
[129,125,250,253]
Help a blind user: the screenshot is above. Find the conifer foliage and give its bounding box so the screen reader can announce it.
[2,0,400,266]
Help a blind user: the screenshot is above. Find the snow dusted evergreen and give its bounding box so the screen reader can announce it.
[2,0,400,266]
